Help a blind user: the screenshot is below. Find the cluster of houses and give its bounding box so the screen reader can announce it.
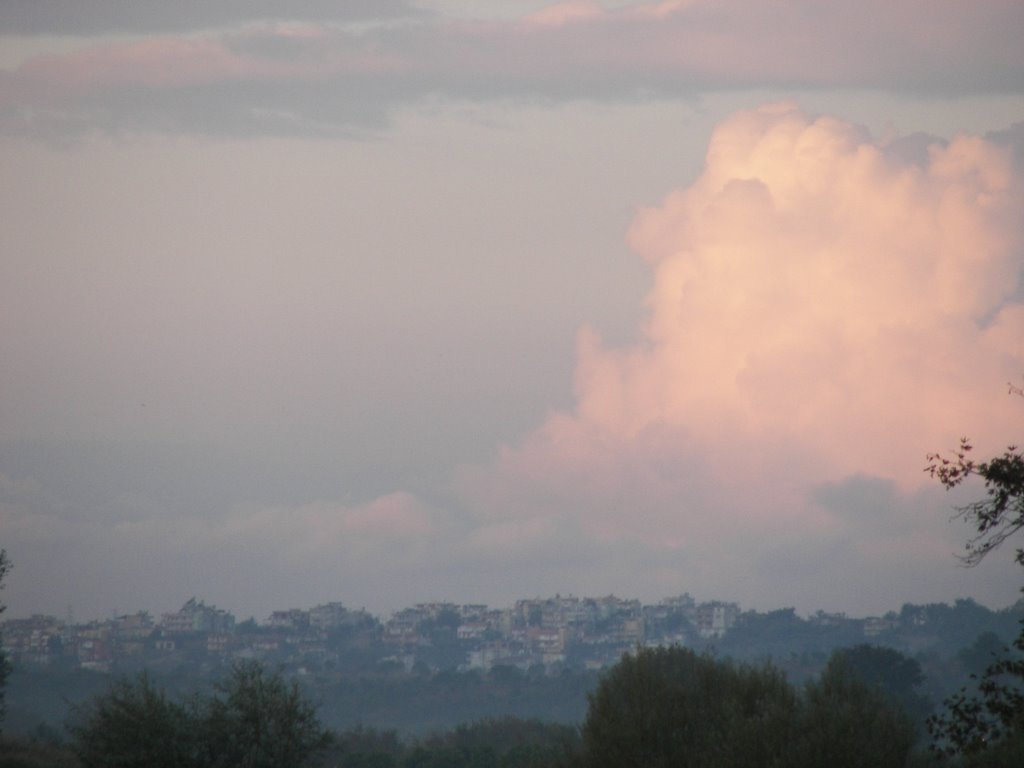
[0,592,903,675]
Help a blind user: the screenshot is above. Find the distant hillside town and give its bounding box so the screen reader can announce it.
[3,592,1021,676]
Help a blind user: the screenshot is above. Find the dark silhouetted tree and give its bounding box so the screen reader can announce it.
[201,660,329,768]
[0,549,10,734]
[831,644,931,727]
[926,387,1024,758]
[580,645,919,768]
[70,672,201,768]
[581,645,797,768]
[788,652,915,768]
[959,632,1009,679]
[322,725,403,768]
[927,437,1024,569]
[70,661,328,768]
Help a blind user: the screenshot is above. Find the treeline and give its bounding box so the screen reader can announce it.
[0,661,578,768]
[5,595,1020,740]
[1,660,599,738]
[3,641,1022,768]
[325,719,579,768]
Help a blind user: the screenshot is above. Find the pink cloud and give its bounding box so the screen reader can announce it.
[341,492,435,538]
[2,1,1020,136]
[458,102,1024,576]
[157,492,443,564]
[523,1,605,27]
[9,28,402,97]
[466,0,1024,91]
[19,38,285,91]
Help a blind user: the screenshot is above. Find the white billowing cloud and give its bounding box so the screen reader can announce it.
[457,103,1024,611]
[613,105,1023,478]
[4,102,1023,621]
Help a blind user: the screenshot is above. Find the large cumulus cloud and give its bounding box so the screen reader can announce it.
[4,103,1023,620]
[458,103,1024,611]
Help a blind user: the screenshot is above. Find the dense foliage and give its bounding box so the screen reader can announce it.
[69,661,329,768]
[14,640,1024,767]
[0,549,9,734]
[328,718,580,768]
[829,644,931,727]
[790,654,915,768]
[69,673,200,768]
[202,661,329,768]
[20,646,928,767]
[581,645,915,768]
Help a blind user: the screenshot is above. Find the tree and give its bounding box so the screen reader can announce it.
[201,660,329,768]
[788,652,915,768]
[0,549,10,733]
[581,646,798,768]
[830,644,931,727]
[958,632,1009,679]
[580,645,919,768]
[70,672,201,768]
[322,725,403,768]
[419,717,581,768]
[70,661,328,768]
[926,437,1024,569]
[926,387,1024,758]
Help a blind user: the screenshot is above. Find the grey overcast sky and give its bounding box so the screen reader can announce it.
[1,0,1023,622]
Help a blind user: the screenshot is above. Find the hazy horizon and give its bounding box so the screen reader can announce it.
[9,584,1020,628]
[2,1,1023,624]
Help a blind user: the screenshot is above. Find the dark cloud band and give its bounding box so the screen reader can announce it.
[0,0,424,36]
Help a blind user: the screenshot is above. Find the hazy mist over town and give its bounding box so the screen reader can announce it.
[1,0,1023,641]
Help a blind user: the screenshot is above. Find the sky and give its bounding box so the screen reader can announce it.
[1,0,1023,623]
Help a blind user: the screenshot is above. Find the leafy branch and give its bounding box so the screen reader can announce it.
[925,383,1024,757]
